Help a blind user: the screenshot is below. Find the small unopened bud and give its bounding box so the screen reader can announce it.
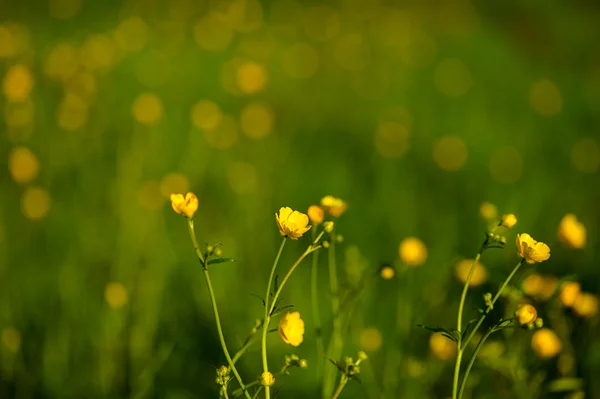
[299,359,308,368]
[515,304,537,325]
[357,351,368,362]
[260,371,275,387]
[214,247,223,257]
[498,236,507,245]
[323,221,334,233]
[307,205,324,225]
[322,241,330,248]
[501,214,517,228]
[336,234,344,243]
[534,318,544,328]
[206,245,214,255]
[344,357,353,367]
[217,365,229,377]
[380,265,395,280]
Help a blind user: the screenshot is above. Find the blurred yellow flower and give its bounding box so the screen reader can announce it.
[2,327,21,352]
[260,371,275,387]
[515,304,537,325]
[9,146,39,184]
[479,202,498,220]
[501,214,517,228]
[573,292,598,318]
[399,237,428,267]
[523,273,544,297]
[275,207,311,239]
[429,333,456,360]
[359,327,382,351]
[278,311,305,346]
[455,259,488,286]
[323,221,334,233]
[320,195,347,217]
[557,214,586,249]
[380,265,395,280]
[559,282,581,308]
[531,328,562,359]
[170,192,199,218]
[516,233,550,264]
[3,64,33,102]
[104,282,128,309]
[307,205,324,225]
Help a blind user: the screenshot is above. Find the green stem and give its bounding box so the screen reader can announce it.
[458,329,494,399]
[187,220,251,399]
[311,230,324,381]
[331,375,348,399]
[233,370,286,397]
[261,237,287,399]
[231,332,258,366]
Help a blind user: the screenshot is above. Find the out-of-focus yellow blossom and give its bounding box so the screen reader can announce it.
[559,282,581,307]
[531,328,562,359]
[380,265,395,280]
[3,64,33,102]
[455,259,488,286]
[573,292,598,318]
[323,221,334,233]
[523,273,544,297]
[429,333,456,360]
[260,371,275,387]
[104,282,128,309]
[399,237,428,267]
[515,304,537,325]
[320,195,347,217]
[278,311,305,346]
[479,202,498,220]
[307,205,324,225]
[557,214,586,249]
[501,214,517,228]
[275,207,311,239]
[170,192,198,218]
[539,275,558,301]
[516,233,550,264]
[359,327,382,351]
[2,327,21,352]
[9,146,39,184]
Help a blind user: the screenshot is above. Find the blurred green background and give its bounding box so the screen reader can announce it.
[1,0,600,398]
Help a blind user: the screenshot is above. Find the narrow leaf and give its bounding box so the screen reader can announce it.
[207,257,236,266]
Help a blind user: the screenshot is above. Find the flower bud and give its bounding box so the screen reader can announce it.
[299,359,308,368]
[307,205,324,225]
[380,265,395,280]
[501,214,517,228]
[357,351,368,362]
[170,192,198,218]
[323,221,334,233]
[515,304,537,325]
[260,371,275,387]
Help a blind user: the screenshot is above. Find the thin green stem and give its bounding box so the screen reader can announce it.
[261,237,287,399]
[331,375,348,399]
[231,332,258,366]
[187,220,251,399]
[458,329,494,399]
[311,229,324,381]
[268,248,314,316]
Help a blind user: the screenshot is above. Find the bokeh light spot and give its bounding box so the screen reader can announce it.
[302,5,341,42]
[132,92,164,126]
[105,282,128,309]
[159,173,190,198]
[65,71,97,103]
[401,30,437,68]
[2,327,21,352]
[489,146,523,183]
[228,0,264,32]
[3,64,34,102]
[434,58,472,97]
[114,16,149,53]
[375,122,410,159]
[571,137,599,173]
[240,102,274,139]
[227,162,258,195]
[359,327,382,352]
[530,79,562,116]
[138,180,165,211]
[204,115,238,149]
[193,13,234,52]
[191,100,222,131]
[57,94,88,131]
[49,0,82,20]
[9,146,39,184]
[22,186,52,220]
[432,135,468,171]
[333,33,370,72]
[399,237,428,267]
[80,34,117,72]
[44,43,79,82]
[5,100,34,128]
[236,61,267,94]
[281,43,320,79]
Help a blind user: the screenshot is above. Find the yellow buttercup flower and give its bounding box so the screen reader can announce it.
[531,328,562,359]
[307,205,324,225]
[455,259,488,286]
[170,192,199,218]
[429,333,456,360]
[275,207,311,239]
[260,371,275,387]
[320,195,347,217]
[515,304,537,325]
[559,281,581,308]
[399,237,428,267]
[572,292,598,318]
[479,202,498,220]
[557,214,586,249]
[501,213,517,228]
[516,233,550,264]
[278,311,305,346]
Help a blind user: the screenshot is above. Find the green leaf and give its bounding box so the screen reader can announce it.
[207,257,236,266]
[546,378,583,392]
[327,357,346,374]
[417,325,459,342]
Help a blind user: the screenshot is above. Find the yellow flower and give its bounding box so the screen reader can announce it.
[516,233,550,264]
[380,265,395,280]
[170,192,199,218]
[515,304,537,325]
[307,205,324,225]
[501,213,517,228]
[559,281,581,307]
[479,202,498,220]
[399,237,428,267]
[455,259,488,286]
[320,195,347,217]
[429,333,456,360]
[573,292,598,318]
[278,311,305,346]
[275,207,311,239]
[531,328,562,359]
[557,214,586,249]
[260,371,275,387]
[522,273,544,297]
